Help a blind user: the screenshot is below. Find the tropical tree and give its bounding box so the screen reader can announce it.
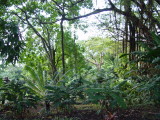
[0,18,23,64]
[82,37,122,70]
[96,0,160,56]
[1,0,159,66]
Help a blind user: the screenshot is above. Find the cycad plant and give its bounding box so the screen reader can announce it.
[24,64,47,97]
[24,64,50,112]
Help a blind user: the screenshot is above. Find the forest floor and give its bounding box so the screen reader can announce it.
[0,104,160,120]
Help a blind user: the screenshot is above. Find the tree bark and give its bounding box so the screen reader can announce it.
[60,19,65,74]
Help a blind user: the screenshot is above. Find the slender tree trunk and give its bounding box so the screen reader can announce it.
[124,19,128,53]
[51,49,57,74]
[129,21,136,60]
[73,34,77,74]
[53,50,57,70]
[123,0,131,54]
[60,20,65,74]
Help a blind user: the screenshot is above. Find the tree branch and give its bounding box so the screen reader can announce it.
[108,0,152,39]
[63,8,113,21]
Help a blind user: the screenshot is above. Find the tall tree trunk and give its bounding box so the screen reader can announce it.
[60,20,65,74]
[129,21,136,60]
[124,18,128,53]
[50,49,57,77]
[73,33,77,74]
[123,0,131,54]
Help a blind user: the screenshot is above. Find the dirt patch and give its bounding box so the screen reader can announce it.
[0,105,160,120]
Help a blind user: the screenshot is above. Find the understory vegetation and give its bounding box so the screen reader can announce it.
[0,0,160,120]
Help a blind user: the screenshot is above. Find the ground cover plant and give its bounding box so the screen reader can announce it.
[0,0,160,120]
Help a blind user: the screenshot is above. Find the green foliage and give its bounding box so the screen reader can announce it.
[0,0,159,117]
[0,64,23,80]
[57,30,87,75]
[121,33,160,66]
[0,78,3,87]
[0,79,39,113]
[0,19,23,64]
[45,76,86,112]
[118,33,160,77]
[138,75,160,105]
[46,85,76,112]
[84,78,127,110]
[20,30,49,71]
[119,33,160,106]
[114,56,137,79]
[24,64,49,98]
[82,37,121,69]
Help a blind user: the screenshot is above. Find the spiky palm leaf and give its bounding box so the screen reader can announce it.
[24,64,47,97]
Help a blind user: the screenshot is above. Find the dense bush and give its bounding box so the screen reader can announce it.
[119,33,160,106]
[45,77,85,112]
[0,79,39,113]
[84,79,127,110]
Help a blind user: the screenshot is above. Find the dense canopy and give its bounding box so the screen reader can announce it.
[0,0,160,120]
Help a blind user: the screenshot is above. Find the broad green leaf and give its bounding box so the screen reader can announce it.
[109,93,126,108]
